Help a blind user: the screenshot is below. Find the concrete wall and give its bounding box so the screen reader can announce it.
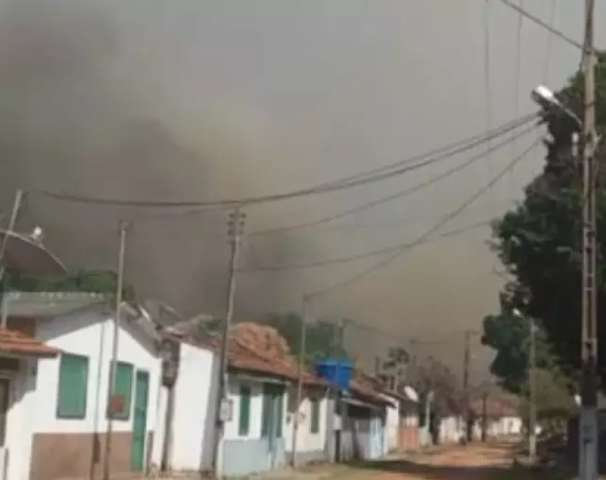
[284,387,328,464]
[384,401,399,453]
[18,311,161,480]
[223,376,288,476]
[169,342,217,472]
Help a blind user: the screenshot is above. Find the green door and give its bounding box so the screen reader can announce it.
[131,371,149,471]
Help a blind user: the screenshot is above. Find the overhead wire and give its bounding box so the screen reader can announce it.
[249,121,538,237]
[242,137,540,274]
[28,113,537,210]
[543,0,557,84]
[498,0,586,52]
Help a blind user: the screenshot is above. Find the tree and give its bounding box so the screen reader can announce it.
[482,304,558,394]
[489,54,606,375]
[260,312,350,363]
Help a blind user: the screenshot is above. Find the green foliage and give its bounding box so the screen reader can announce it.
[260,312,350,363]
[489,54,606,375]
[518,369,575,424]
[482,309,557,394]
[2,269,135,300]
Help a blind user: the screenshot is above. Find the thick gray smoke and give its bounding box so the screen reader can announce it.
[1,0,601,379]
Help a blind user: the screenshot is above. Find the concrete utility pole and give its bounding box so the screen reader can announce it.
[528,318,537,463]
[462,330,473,443]
[214,208,245,479]
[0,189,24,283]
[579,1,598,478]
[103,220,128,480]
[292,294,311,467]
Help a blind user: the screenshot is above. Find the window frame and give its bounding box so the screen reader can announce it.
[238,385,251,436]
[108,361,134,421]
[310,397,321,434]
[56,353,89,419]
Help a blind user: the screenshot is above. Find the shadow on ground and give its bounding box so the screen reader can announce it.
[349,459,564,480]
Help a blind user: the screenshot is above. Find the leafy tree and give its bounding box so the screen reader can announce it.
[482,305,558,393]
[260,312,350,363]
[489,54,606,375]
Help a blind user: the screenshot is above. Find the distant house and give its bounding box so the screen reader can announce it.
[0,291,162,480]
[470,395,522,440]
[337,374,393,462]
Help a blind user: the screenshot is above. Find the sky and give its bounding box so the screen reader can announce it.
[2,0,604,382]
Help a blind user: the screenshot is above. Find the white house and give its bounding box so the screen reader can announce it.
[1,291,162,480]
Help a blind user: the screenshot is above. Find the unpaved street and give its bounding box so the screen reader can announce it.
[259,443,565,480]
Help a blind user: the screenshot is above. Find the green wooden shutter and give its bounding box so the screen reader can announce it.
[110,362,134,420]
[239,386,251,436]
[310,399,320,434]
[57,354,89,418]
[261,388,271,437]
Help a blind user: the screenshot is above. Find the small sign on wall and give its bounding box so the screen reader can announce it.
[219,398,233,422]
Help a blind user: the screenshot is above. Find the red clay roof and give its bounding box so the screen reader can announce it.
[227,323,325,387]
[0,328,59,357]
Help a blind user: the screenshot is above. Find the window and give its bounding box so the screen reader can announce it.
[57,354,89,419]
[108,362,134,420]
[310,398,320,434]
[261,384,284,438]
[239,385,251,436]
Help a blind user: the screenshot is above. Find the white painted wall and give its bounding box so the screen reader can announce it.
[439,416,464,444]
[284,391,327,454]
[33,311,161,436]
[169,342,217,471]
[382,397,400,453]
[225,379,265,441]
[150,385,168,469]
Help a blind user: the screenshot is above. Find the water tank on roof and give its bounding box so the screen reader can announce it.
[315,359,353,390]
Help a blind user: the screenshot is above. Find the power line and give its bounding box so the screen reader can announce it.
[28,113,537,210]
[249,122,538,237]
[543,0,558,83]
[242,138,540,274]
[498,0,586,52]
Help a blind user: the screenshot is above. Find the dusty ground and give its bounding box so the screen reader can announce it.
[255,443,567,480]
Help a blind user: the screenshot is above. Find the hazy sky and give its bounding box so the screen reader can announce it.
[2,1,604,380]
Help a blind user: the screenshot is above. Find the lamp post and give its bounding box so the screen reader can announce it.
[513,309,536,463]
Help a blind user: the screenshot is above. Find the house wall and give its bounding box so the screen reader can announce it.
[21,311,161,480]
[439,416,464,445]
[222,376,288,477]
[168,342,217,472]
[149,384,168,470]
[340,404,385,461]
[284,387,328,465]
[384,399,399,453]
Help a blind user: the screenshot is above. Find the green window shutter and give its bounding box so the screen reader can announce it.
[238,386,251,436]
[109,362,134,420]
[261,388,271,437]
[310,399,320,434]
[57,354,89,418]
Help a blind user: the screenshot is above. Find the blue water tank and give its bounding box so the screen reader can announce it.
[315,359,353,390]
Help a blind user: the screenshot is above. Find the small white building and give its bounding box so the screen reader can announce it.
[1,291,162,480]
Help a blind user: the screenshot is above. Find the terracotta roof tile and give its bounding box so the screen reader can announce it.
[0,328,59,357]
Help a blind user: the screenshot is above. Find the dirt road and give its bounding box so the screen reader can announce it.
[261,443,566,480]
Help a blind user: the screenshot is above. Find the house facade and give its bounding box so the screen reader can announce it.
[1,292,162,480]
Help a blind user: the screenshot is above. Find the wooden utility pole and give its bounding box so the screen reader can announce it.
[462,330,472,443]
[213,208,245,479]
[579,1,598,478]
[103,220,128,480]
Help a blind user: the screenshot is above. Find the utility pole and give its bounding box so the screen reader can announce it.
[0,189,24,283]
[103,220,128,480]
[528,318,537,463]
[214,208,245,479]
[579,1,598,479]
[462,330,472,443]
[291,294,310,467]
[481,392,487,443]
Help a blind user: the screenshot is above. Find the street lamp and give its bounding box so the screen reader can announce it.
[531,84,582,128]
[513,308,536,464]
